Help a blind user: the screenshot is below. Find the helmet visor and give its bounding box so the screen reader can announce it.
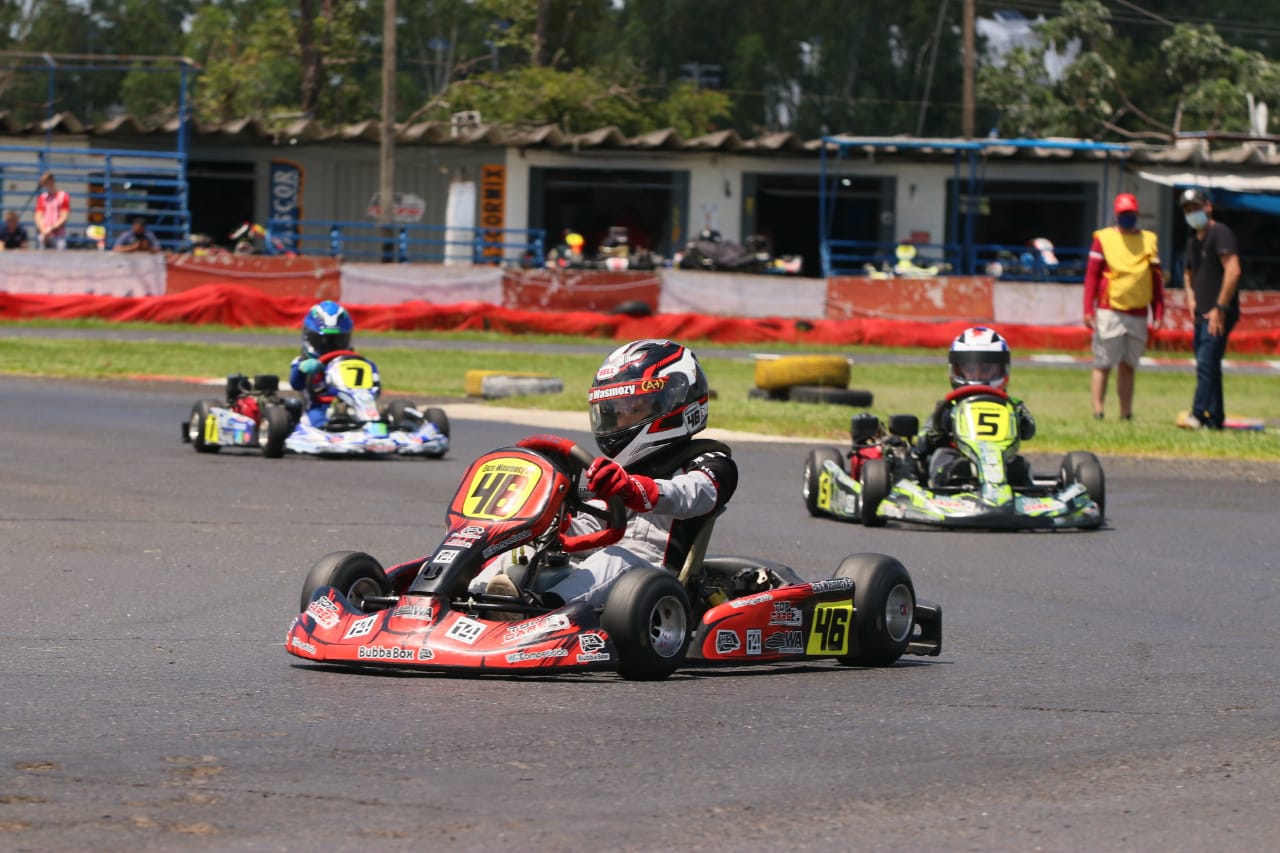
[950,350,1009,385]
[306,329,351,355]
[589,380,676,435]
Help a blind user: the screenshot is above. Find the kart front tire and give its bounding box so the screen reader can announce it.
[803,447,843,517]
[386,399,419,430]
[1060,451,1106,526]
[425,407,450,439]
[188,400,222,454]
[602,567,691,681]
[834,553,915,667]
[259,404,291,459]
[300,551,391,612]
[859,457,891,527]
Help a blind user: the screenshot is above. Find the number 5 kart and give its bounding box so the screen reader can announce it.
[802,386,1104,530]
[286,434,941,680]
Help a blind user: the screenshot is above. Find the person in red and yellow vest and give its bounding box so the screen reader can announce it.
[1083,192,1165,421]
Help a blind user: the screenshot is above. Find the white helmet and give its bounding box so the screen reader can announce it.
[588,339,710,468]
[948,326,1011,391]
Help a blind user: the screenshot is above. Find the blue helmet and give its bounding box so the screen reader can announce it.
[302,300,353,357]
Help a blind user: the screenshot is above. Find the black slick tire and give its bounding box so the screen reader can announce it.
[833,553,915,667]
[188,399,222,453]
[859,457,891,526]
[300,551,391,612]
[259,404,291,458]
[803,447,843,518]
[601,567,691,681]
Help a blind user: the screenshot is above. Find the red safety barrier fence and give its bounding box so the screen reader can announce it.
[4,284,1279,353]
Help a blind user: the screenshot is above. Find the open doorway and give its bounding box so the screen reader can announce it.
[746,173,895,277]
[187,161,256,250]
[529,167,689,258]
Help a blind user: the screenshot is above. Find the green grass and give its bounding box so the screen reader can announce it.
[2,332,1277,460]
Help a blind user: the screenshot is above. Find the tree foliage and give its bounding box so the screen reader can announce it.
[2,0,1279,141]
[977,0,1280,140]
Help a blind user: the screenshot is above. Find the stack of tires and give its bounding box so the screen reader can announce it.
[748,355,873,407]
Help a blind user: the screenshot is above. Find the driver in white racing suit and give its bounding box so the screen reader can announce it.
[470,339,737,610]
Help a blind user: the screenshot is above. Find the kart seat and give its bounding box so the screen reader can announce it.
[677,506,726,587]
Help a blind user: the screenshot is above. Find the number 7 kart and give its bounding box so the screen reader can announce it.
[283,351,450,458]
[286,434,942,680]
[803,386,1105,530]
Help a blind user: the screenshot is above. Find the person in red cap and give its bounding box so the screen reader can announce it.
[1083,191,1165,420]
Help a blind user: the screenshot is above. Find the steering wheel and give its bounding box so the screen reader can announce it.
[516,434,627,552]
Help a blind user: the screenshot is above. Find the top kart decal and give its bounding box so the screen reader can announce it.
[306,596,341,630]
[462,458,544,520]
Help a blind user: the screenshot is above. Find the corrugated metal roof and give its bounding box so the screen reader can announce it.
[3,111,1280,165]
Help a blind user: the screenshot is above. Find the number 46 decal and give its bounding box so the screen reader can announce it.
[806,600,852,655]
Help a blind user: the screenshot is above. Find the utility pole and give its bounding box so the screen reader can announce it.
[962,0,975,138]
[380,0,397,261]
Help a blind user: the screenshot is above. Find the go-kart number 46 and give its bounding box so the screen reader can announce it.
[806,600,852,655]
[463,459,542,520]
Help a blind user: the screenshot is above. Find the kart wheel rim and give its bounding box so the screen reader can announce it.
[346,577,384,609]
[884,583,914,644]
[257,419,269,449]
[648,595,687,659]
[802,460,813,499]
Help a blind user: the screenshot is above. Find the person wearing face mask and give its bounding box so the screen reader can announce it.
[1178,188,1240,430]
[1082,192,1165,421]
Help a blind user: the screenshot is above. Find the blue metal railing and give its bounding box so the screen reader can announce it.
[0,145,188,251]
[266,218,545,266]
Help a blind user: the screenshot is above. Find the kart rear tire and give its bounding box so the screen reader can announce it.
[188,400,222,454]
[424,407,450,439]
[300,551,391,612]
[788,386,874,407]
[859,457,891,527]
[1060,451,1106,526]
[803,447,843,517]
[602,567,691,681]
[258,404,291,459]
[834,553,915,667]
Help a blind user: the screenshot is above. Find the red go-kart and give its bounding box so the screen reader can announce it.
[286,434,941,680]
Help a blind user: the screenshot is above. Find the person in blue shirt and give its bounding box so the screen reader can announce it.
[289,301,370,427]
[112,217,161,253]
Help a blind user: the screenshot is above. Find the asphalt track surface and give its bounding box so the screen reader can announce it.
[2,375,1279,852]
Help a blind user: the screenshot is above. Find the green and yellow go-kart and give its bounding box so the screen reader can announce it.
[827,386,1104,530]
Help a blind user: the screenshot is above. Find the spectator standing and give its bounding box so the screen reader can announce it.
[1179,188,1241,430]
[0,210,29,250]
[113,217,162,253]
[1083,192,1165,420]
[34,172,71,250]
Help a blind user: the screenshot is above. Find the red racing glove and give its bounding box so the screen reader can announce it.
[587,457,659,513]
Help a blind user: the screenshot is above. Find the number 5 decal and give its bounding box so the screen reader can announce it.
[806,600,852,655]
[976,410,1001,436]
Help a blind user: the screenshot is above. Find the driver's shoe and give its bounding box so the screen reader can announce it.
[485,573,522,622]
